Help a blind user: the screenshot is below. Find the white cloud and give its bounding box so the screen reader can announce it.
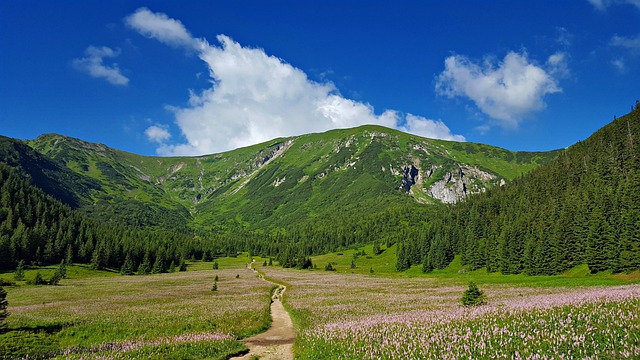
[73,46,129,86]
[145,124,171,143]
[126,9,464,156]
[400,115,465,142]
[610,34,640,50]
[125,7,203,50]
[435,51,563,127]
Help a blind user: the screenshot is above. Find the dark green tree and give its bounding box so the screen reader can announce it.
[120,253,135,275]
[137,251,152,275]
[179,257,187,272]
[461,282,486,306]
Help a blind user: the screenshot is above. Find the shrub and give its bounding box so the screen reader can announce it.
[461,282,486,306]
[27,272,46,286]
[325,263,336,271]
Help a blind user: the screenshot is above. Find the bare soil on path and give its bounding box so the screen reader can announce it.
[230,266,295,360]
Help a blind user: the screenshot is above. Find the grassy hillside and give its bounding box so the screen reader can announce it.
[17,126,556,233]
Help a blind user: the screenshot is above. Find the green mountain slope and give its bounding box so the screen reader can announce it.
[15,126,556,233]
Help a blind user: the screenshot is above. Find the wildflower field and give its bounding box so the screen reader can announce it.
[259,266,640,360]
[0,258,272,359]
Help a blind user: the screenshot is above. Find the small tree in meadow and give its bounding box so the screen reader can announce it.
[461,282,486,306]
[212,261,219,270]
[324,263,335,271]
[179,257,187,272]
[211,280,218,292]
[168,260,176,273]
[49,260,67,285]
[268,258,273,266]
[14,260,25,282]
[28,272,46,285]
[0,286,8,332]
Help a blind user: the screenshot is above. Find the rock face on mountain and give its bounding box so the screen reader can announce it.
[1,125,558,230]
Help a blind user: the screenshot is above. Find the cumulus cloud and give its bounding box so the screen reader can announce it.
[73,46,129,86]
[435,51,564,127]
[399,115,466,142]
[145,124,171,143]
[126,9,464,156]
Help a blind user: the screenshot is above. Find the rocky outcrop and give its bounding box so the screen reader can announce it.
[399,164,419,192]
[427,165,498,204]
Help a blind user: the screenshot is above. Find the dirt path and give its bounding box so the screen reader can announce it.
[230,265,295,360]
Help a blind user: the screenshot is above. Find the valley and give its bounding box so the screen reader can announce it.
[1,108,640,359]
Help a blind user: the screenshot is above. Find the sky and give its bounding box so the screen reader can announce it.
[1,1,639,156]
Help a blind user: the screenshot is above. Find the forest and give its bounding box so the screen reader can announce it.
[397,104,640,275]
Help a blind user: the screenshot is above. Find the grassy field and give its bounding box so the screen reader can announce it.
[0,256,269,359]
[255,264,640,360]
[3,253,640,359]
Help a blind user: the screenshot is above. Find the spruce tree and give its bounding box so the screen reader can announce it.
[168,260,176,273]
[178,257,187,272]
[65,245,74,266]
[120,254,135,275]
[138,252,152,275]
[461,282,486,306]
[14,260,25,281]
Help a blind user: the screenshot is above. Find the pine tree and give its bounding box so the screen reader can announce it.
[0,286,8,332]
[138,251,152,275]
[120,253,135,275]
[168,260,176,273]
[14,260,25,281]
[65,245,74,266]
[49,260,67,285]
[461,282,486,306]
[178,257,187,272]
[151,252,165,274]
[212,261,219,270]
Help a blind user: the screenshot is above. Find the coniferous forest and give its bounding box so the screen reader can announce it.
[398,104,640,275]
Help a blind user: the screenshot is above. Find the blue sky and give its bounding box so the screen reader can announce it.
[1,1,639,156]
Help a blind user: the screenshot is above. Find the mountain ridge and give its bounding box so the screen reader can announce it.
[3,125,559,233]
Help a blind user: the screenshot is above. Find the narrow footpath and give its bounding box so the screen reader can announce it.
[230,264,295,360]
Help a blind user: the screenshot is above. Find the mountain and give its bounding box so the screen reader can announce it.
[6,125,557,234]
[404,106,640,275]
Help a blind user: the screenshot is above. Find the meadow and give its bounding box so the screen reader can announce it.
[256,263,640,360]
[3,253,640,359]
[0,257,272,359]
